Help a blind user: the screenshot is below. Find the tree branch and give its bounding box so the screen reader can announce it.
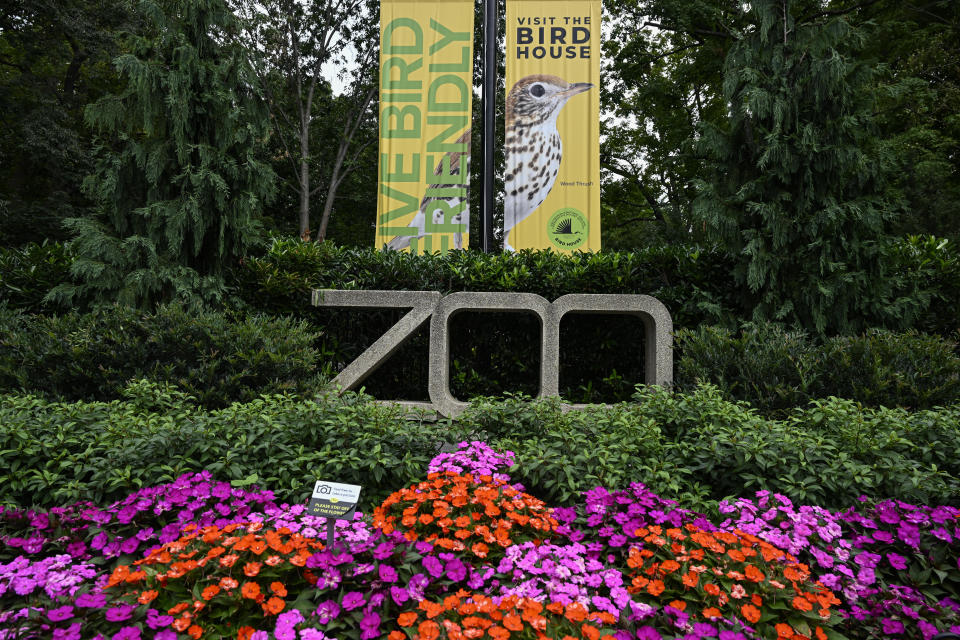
[642,21,729,39]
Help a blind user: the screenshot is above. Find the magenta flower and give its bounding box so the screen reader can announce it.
[47,605,74,622]
[104,604,136,622]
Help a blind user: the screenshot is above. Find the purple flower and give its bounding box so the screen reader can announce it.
[446,558,467,582]
[75,592,107,608]
[360,611,381,640]
[104,604,136,622]
[47,605,74,622]
[146,609,174,629]
[635,627,662,639]
[53,623,82,640]
[378,563,398,583]
[155,632,177,640]
[112,627,141,640]
[341,591,365,611]
[881,618,905,634]
[390,585,409,605]
[887,553,908,570]
[423,555,444,578]
[315,600,340,624]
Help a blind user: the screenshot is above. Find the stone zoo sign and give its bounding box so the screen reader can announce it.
[311,290,673,417]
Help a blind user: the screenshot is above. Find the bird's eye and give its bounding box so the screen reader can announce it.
[529,84,546,98]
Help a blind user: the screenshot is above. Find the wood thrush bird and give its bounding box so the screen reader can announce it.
[385,131,470,252]
[503,74,593,252]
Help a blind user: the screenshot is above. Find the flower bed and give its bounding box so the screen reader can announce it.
[1,441,958,640]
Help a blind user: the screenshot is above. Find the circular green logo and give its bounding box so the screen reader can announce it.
[547,207,589,250]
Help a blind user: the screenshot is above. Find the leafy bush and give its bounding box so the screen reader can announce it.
[0,241,73,313]
[0,305,324,408]
[2,385,957,517]
[0,383,472,512]
[675,322,960,413]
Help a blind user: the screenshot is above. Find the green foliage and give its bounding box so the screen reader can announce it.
[51,0,276,310]
[0,305,323,408]
[0,385,471,511]
[676,322,960,414]
[0,0,133,248]
[693,1,902,334]
[1,386,957,513]
[0,242,73,313]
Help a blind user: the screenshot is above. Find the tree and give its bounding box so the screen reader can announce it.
[691,0,907,334]
[0,0,133,247]
[237,0,378,242]
[50,0,276,309]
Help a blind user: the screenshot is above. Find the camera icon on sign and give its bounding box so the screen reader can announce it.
[317,484,332,495]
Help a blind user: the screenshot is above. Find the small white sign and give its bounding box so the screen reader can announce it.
[312,481,362,503]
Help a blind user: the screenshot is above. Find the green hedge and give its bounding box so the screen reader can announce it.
[1,384,957,513]
[675,323,960,414]
[0,305,324,408]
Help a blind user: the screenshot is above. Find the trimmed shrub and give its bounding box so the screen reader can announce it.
[1,384,957,514]
[675,322,960,413]
[0,305,324,408]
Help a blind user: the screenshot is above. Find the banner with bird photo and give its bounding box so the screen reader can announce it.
[376,0,474,254]
[504,0,601,252]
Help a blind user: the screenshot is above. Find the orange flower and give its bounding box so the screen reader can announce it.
[138,590,158,605]
[265,555,283,566]
[201,585,220,600]
[647,580,665,596]
[241,581,261,600]
[745,565,765,583]
[751,594,763,607]
[661,559,681,574]
[546,602,565,615]
[168,603,189,615]
[564,602,587,623]
[263,596,285,615]
[173,617,191,632]
[388,633,405,640]
[668,600,687,611]
[418,620,440,640]
[188,625,203,639]
[270,582,287,597]
[237,627,255,640]
[503,613,523,631]
[776,623,795,638]
[702,607,722,619]
[580,623,600,640]
[489,626,509,640]
[471,542,489,558]
[741,604,761,623]
[398,612,418,627]
[682,572,699,588]
[219,554,239,568]
[792,596,813,612]
[704,583,721,597]
[219,577,239,590]
[243,562,262,577]
[815,627,828,640]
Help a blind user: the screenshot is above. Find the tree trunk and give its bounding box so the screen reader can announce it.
[298,124,310,241]
[316,141,349,242]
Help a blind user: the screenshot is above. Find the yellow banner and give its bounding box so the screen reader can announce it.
[504,0,601,252]
[376,0,474,254]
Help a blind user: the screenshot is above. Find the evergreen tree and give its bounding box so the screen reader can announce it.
[692,0,907,334]
[51,0,276,309]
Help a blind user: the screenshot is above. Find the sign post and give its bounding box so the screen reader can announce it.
[307,481,362,548]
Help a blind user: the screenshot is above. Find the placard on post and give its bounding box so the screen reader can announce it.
[308,481,362,547]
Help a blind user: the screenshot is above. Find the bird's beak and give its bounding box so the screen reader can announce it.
[561,82,593,97]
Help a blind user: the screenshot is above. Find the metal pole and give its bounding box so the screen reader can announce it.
[482,0,497,253]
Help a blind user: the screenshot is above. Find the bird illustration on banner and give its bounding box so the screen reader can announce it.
[503,74,593,252]
[385,131,471,252]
